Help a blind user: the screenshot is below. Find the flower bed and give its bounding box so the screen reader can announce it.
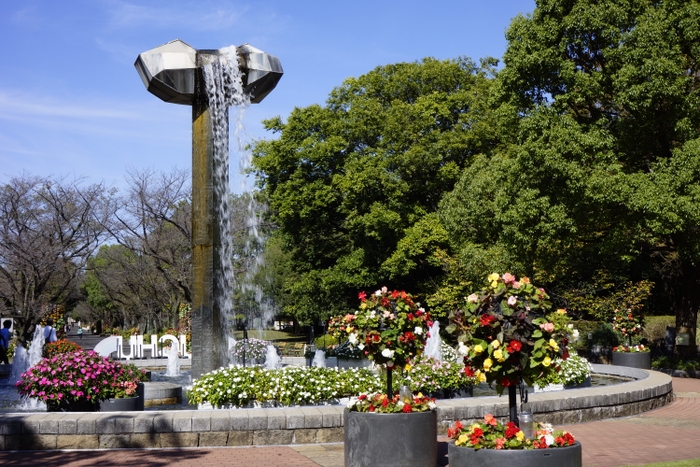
[448,415,576,450]
[229,338,272,363]
[397,355,476,395]
[187,365,382,408]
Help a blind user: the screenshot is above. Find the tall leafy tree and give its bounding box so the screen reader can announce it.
[441,0,700,351]
[252,57,499,322]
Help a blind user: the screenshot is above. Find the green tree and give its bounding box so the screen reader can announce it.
[252,57,499,322]
[441,0,700,352]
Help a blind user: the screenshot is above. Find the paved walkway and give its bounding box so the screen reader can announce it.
[3,367,698,466]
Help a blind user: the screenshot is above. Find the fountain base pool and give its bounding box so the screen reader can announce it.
[0,365,673,451]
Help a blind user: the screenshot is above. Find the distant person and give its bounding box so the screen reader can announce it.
[77,327,83,339]
[0,320,11,364]
[44,319,58,344]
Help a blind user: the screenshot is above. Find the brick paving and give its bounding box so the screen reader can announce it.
[0,376,699,467]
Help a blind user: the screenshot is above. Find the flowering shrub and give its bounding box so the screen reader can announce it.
[448,273,571,394]
[229,338,272,362]
[187,366,382,408]
[16,350,146,405]
[328,287,431,369]
[43,339,82,358]
[347,392,436,413]
[612,307,646,348]
[399,355,477,394]
[448,414,576,450]
[613,344,649,353]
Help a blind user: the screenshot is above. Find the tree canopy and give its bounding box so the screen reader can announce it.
[252,57,500,322]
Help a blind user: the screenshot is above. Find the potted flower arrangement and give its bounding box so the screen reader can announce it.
[447,415,580,466]
[447,273,581,466]
[331,287,437,467]
[16,350,146,412]
[398,355,477,398]
[612,307,651,369]
[229,338,271,365]
[534,353,593,391]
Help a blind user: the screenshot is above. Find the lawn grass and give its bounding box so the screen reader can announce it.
[232,329,307,342]
[624,460,700,467]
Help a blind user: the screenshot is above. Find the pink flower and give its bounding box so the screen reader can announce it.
[507,296,518,306]
[540,322,554,333]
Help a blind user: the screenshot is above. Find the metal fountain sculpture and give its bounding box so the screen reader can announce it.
[135,40,282,378]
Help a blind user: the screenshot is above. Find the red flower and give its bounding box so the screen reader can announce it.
[358,394,367,401]
[464,366,475,377]
[504,422,519,439]
[479,314,495,326]
[472,427,484,438]
[402,403,412,413]
[381,398,389,408]
[369,405,375,412]
[358,291,367,302]
[506,340,522,352]
[407,313,414,321]
[381,297,390,307]
[392,290,400,299]
[500,377,512,387]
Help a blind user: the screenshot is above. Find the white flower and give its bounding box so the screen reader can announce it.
[572,329,580,341]
[397,401,405,408]
[375,289,382,296]
[414,326,423,335]
[381,348,395,359]
[544,434,555,446]
[467,293,479,303]
[458,342,470,355]
[348,333,358,345]
[428,401,437,410]
[358,343,365,350]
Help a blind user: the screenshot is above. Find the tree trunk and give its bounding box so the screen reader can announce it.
[676,261,699,358]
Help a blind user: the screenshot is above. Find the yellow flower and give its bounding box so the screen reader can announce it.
[490,340,500,349]
[543,356,552,367]
[473,344,484,355]
[417,392,424,398]
[516,431,525,441]
[483,358,493,371]
[475,370,487,383]
[556,308,567,315]
[549,339,559,351]
[457,433,469,446]
[493,348,505,362]
[488,272,500,282]
[404,363,412,371]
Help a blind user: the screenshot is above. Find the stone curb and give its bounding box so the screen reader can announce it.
[0,365,672,451]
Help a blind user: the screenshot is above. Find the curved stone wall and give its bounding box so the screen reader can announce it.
[0,365,673,451]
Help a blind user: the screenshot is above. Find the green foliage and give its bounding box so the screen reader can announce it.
[643,316,675,343]
[252,57,499,322]
[586,323,621,348]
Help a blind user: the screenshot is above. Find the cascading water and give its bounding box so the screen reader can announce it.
[9,326,44,384]
[424,321,443,361]
[264,344,281,369]
[312,349,327,368]
[165,344,181,377]
[201,47,249,366]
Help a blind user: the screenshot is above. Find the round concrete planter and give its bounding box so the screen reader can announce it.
[98,396,141,412]
[337,357,373,369]
[344,409,437,467]
[448,441,582,467]
[612,351,651,369]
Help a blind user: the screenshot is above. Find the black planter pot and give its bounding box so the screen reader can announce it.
[448,441,582,467]
[46,398,98,412]
[98,396,141,412]
[612,351,651,369]
[344,409,437,467]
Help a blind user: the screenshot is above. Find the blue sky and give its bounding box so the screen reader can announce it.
[0,0,535,193]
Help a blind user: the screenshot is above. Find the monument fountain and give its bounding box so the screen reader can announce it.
[135,39,282,378]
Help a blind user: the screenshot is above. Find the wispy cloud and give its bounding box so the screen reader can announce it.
[0,91,139,120]
[101,0,249,32]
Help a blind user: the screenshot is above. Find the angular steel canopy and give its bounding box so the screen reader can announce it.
[134,39,283,105]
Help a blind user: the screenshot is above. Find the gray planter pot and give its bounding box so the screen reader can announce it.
[565,375,592,389]
[612,351,651,369]
[344,409,437,467]
[448,441,582,467]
